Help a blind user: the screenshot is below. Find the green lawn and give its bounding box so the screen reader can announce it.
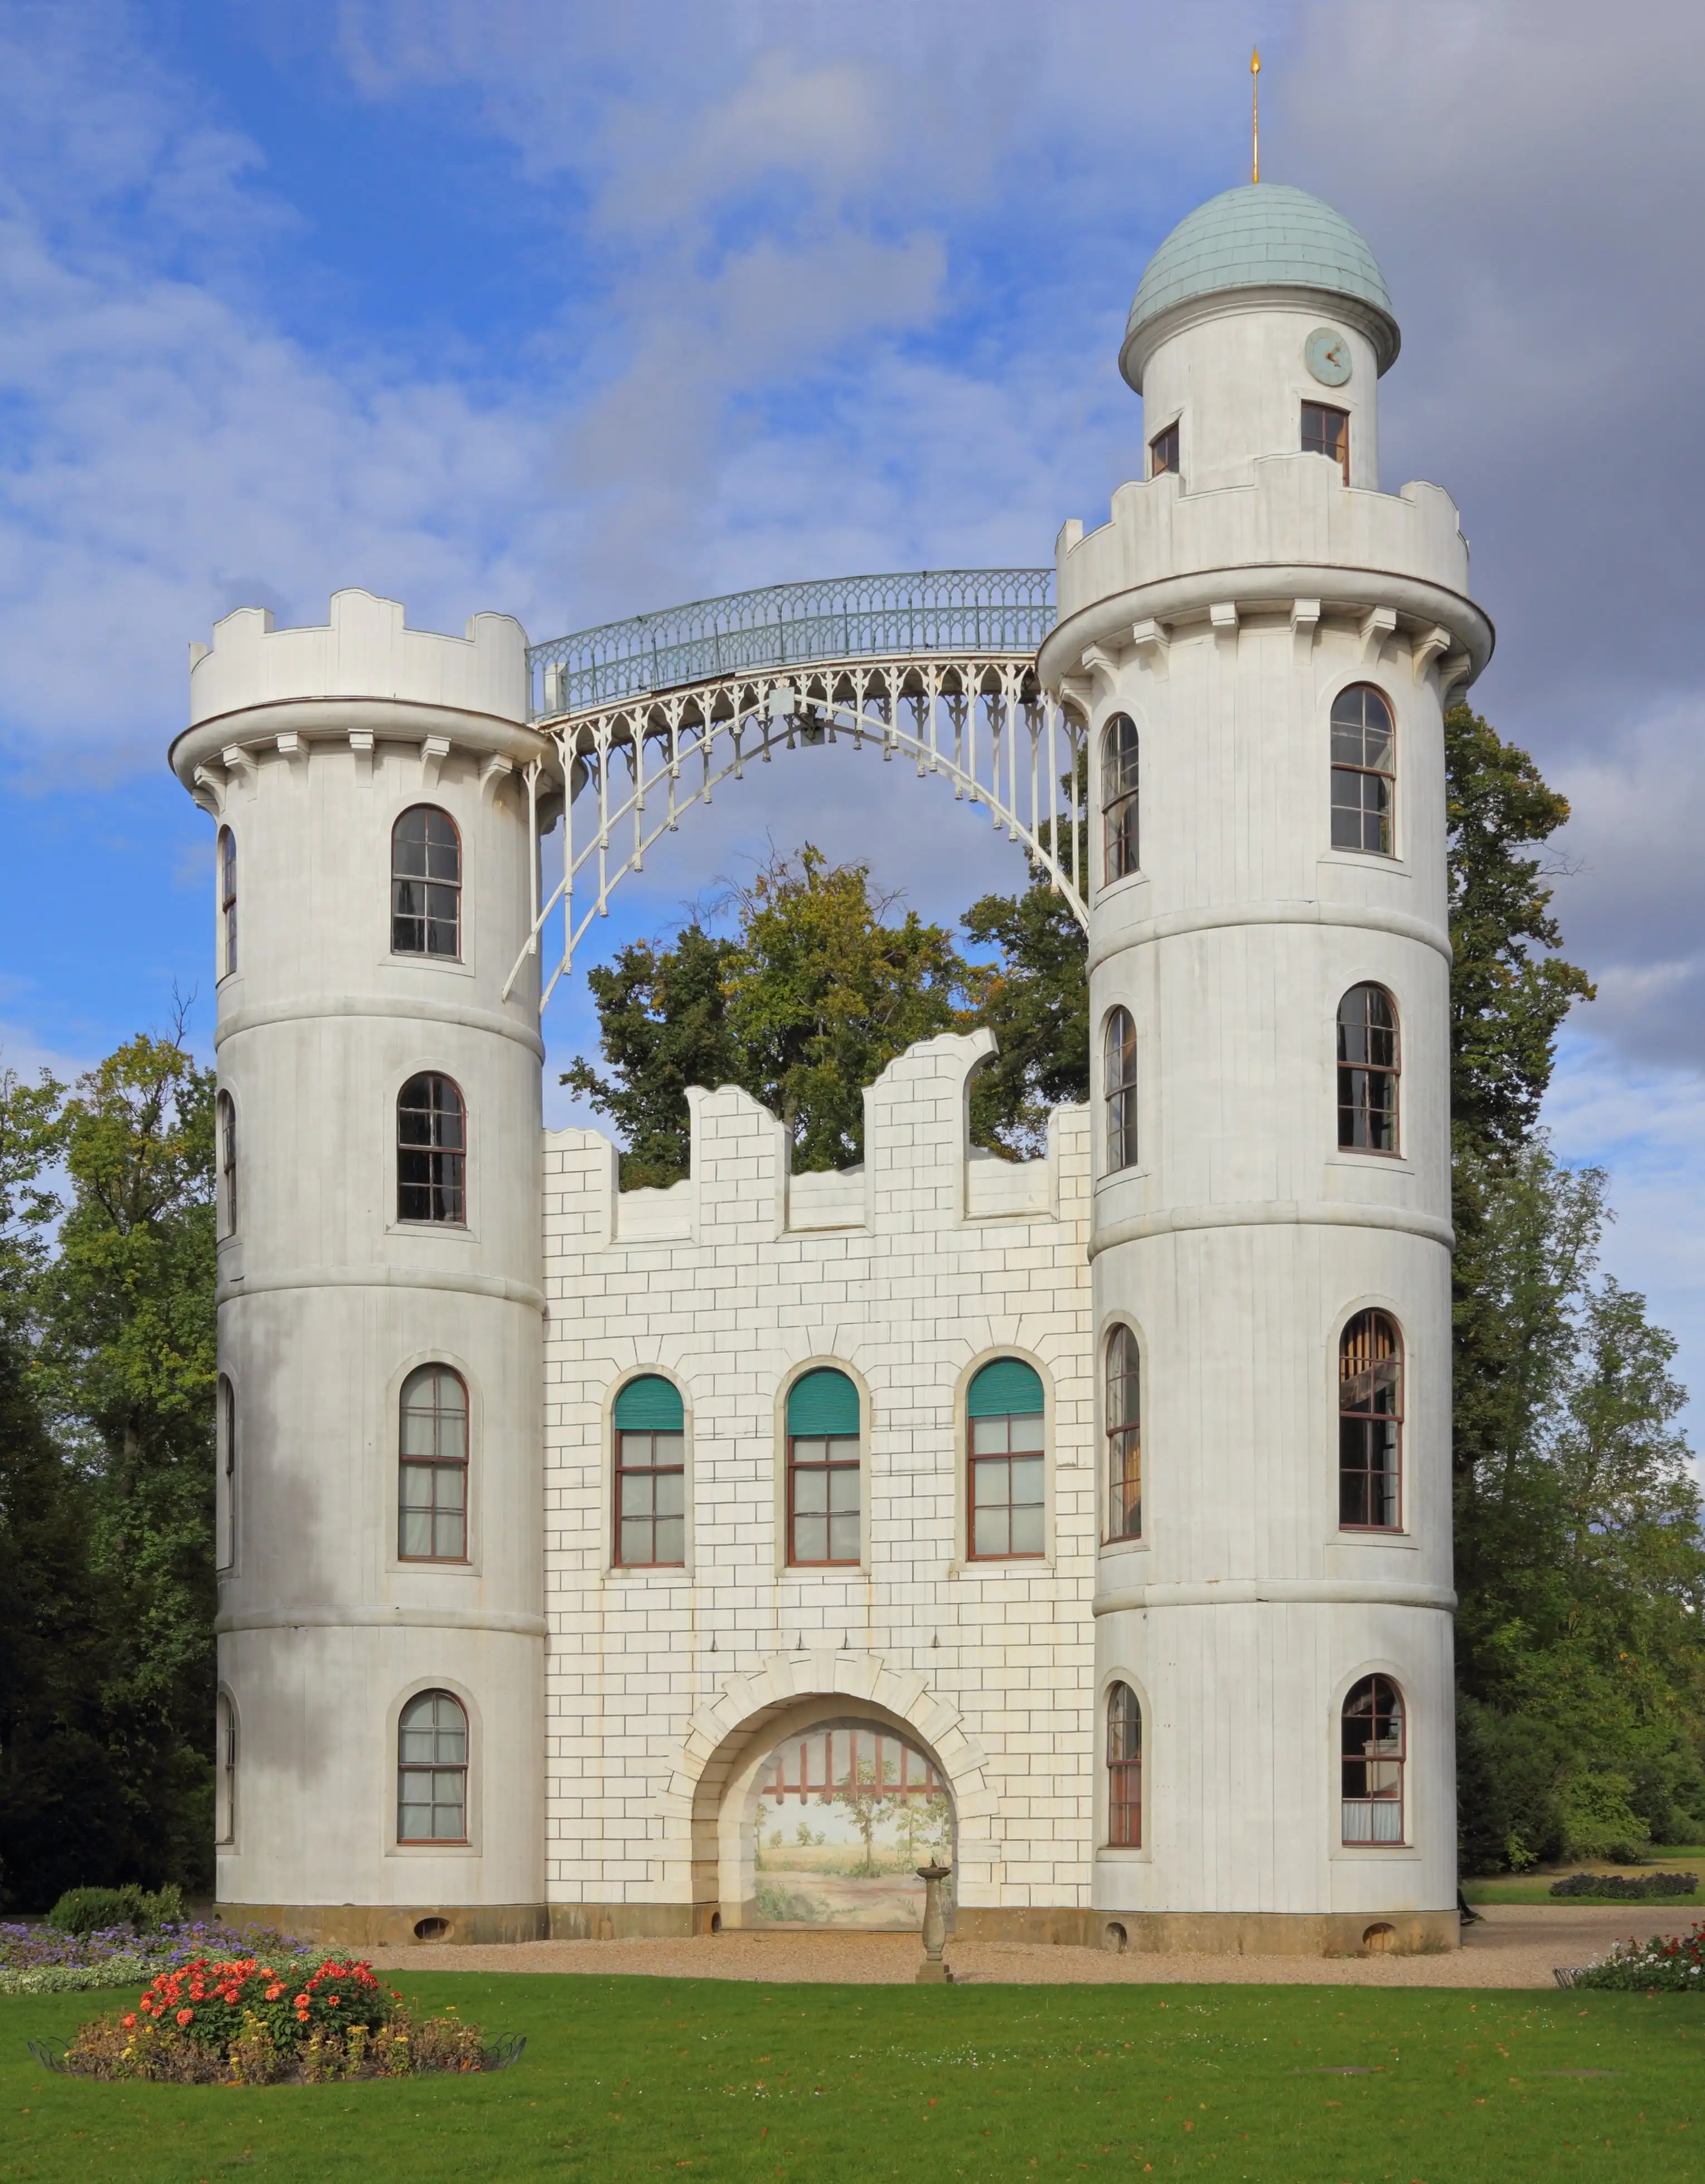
[1465,1879,1703,1906]
[3,1973,1703,2182]
[1465,1850,1705,1907]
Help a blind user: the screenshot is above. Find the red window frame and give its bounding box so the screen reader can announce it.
[1102,714,1140,883]
[396,1689,469,1845]
[1337,984,1399,1152]
[786,1432,860,1567]
[218,827,238,975]
[1339,1310,1402,1530]
[614,1426,686,1568]
[397,1072,466,1224]
[1341,1674,1404,1844]
[391,804,463,958]
[1105,1324,1141,1542]
[1301,400,1349,481]
[1106,1682,1142,1847]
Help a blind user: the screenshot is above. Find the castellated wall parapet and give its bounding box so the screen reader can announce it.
[173,589,546,802]
[188,587,530,727]
[541,1028,1096,1919]
[1045,456,1491,688]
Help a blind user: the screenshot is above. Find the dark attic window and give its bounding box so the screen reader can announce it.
[1301,401,1349,482]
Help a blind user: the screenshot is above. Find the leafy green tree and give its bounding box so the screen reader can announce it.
[27,1031,219,1897]
[1445,700,1596,1159]
[565,848,973,1178]
[962,882,1089,1156]
[561,925,740,1188]
[962,747,1090,1155]
[722,849,968,1171]
[1443,703,1702,1869]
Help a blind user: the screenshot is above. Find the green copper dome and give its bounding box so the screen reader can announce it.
[1120,183,1399,389]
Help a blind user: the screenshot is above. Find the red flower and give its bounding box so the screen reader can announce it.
[122,2014,136,2030]
[176,2009,194,2027]
[265,1984,283,2001]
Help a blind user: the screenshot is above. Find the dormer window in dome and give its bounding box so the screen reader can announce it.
[1148,422,1180,481]
[1302,401,1350,482]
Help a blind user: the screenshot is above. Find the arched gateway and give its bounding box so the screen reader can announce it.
[666,1654,991,1932]
[181,178,1480,1956]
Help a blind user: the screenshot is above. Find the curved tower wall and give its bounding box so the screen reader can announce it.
[1041,295,1490,1950]
[172,590,551,1943]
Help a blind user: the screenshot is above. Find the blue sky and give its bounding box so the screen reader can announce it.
[2,0,1702,1438]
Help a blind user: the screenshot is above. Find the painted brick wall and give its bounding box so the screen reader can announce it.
[541,1028,1095,1913]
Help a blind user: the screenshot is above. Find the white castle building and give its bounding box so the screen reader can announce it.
[173,182,1490,1955]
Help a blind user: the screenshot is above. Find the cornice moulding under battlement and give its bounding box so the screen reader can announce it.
[1038,564,1492,697]
[169,696,556,794]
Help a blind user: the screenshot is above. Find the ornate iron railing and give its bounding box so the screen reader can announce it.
[527,567,1055,717]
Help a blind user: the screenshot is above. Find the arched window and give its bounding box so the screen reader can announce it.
[787,1368,861,1566]
[1101,714,1140,883]
[1105,1326,1141,1542]
[1103,1008,1139,1174]
[393,806,461,957]
[1339,1311,1402,1529]
[613,1374,686,1568]
[399,1365,469,1562]
[217,1091,238,1235]
[1330,685,1394,854]
[1106,1683,1142,1846]
[1341,1675,1404,1843]
[1337,985,1399,1152]
[398,1690,468,1844]
[218,827,238,975]
[397,1074,465,1224]
[216,1693,237,1846]
[216,1374,236,1572]
[967,1358,1044,1562]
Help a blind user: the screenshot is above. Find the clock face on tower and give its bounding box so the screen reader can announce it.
[1305,326,1352,387]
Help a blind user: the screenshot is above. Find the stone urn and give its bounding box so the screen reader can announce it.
[915,1862,952,1984]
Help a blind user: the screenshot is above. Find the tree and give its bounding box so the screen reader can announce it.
[962,882,1089,1156]
[962,748,1091,1155]
[23,1030,219,1898]
[722,849,970,1171]
[1445,701,1595,1161]
[561,925,740,1188]
[1442,703,1703,1870]
[565,848,974,1180]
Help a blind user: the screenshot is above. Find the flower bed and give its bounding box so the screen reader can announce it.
[39,1954,523,2083]
[1549,1871,1697,1901]
[1567,1920,1705,1990]
[0,1919,308,1996]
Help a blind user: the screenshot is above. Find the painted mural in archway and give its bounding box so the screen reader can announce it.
[750,1715,953,1929]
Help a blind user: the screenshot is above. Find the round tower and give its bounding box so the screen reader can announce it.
[171,590,554,1945]
[1039,185,1492,1951]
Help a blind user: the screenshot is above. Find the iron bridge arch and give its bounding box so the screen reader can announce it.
[505,568,1086,1013]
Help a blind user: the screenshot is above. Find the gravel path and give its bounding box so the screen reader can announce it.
[372,1905,1679,1990]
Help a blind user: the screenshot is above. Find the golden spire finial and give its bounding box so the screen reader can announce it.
[1251,47,1261,184]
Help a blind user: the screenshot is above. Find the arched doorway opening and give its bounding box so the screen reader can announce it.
[748,1715,953,1928]
[750,1721,952,1930]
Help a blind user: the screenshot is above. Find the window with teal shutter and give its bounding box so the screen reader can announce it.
[786,1369,860,1566]
[613,1374,685,1433]
[967,1357,1045,1560]
[613,1375,685,1566]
